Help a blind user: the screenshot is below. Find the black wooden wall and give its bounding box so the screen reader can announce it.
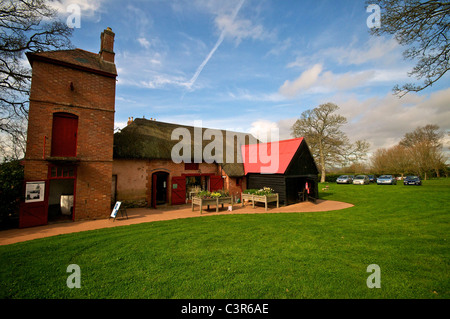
[247,174,286,204]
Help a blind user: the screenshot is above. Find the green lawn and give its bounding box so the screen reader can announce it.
[0,179,448,299]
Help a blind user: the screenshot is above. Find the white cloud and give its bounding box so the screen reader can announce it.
[227,89,286,103]
[287,37,401,70]
[279,64,323,96]
[249,120,280,142]
[49,0,104,18]
[266,38,292,57]
[333,88,450,152]
[137,37,151,49]
[140,74,190,89]
[326,37,401,66]
[183,0,246,91]
[279,64,379,97]
[215,11,266,44]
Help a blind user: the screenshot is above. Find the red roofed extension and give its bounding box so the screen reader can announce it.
[241,137,304,174]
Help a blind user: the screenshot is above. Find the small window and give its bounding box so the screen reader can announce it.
[51,167,57,178]
[50,165,76,179]
[185,163,199,170]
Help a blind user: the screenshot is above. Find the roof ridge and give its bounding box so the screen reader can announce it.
[132,117,255,136]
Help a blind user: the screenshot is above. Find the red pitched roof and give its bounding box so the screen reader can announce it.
[241,137,303,174]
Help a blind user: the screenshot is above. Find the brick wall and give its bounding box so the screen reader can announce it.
[113,158,246,207]
[24,55,115,221]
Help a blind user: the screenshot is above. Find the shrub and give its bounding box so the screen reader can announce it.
[0,160,24,224]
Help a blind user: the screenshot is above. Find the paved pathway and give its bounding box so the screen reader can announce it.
[0,199,353,245]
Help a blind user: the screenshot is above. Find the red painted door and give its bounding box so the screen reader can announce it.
[19,180,49,228]
[210,175,223,192]
[171,176,186,205]
[51,113,78,157]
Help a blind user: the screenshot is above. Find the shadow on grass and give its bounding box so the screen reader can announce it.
[318,192,334,199]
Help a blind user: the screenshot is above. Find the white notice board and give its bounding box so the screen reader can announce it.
[110,201,122,218]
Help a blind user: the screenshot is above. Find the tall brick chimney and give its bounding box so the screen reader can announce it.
[100,27,115,63]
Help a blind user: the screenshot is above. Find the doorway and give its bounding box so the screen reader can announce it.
[48,165,76,222]
[51,112,78,157]
[152,172,169,208]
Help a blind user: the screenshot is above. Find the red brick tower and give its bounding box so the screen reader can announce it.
[20,28,117,227]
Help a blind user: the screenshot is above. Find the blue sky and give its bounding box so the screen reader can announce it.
[51,0,449,153]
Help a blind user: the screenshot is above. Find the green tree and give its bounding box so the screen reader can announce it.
[0,159,24,224]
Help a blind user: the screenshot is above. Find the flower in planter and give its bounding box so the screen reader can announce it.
[256,187,274,195]
[243,187,275,196]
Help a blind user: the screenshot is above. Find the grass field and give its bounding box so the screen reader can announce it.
[0,179,448,299]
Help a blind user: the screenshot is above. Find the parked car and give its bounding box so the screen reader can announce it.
[353,175,370,185]
[336,175,353,184]
[368,175,376,183]
[403,176,422,186]
[377,175,397,185]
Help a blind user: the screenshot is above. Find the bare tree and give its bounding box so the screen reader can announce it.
[0,117,27,160]
[370,145,412,176]
[0,0,73,157]
[291,103,349,182]
[399,124,446,178]
[345,139,371,167]
[368,0,450,97]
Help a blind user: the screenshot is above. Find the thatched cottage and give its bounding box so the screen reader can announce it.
[112,118,257,208]
[113,118,319,208]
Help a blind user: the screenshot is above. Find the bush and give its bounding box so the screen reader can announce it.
[0,160,24,224]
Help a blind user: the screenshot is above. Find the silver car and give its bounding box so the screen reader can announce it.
[336,175,353,184]
[353,175,370,185]
[377,175,397,185]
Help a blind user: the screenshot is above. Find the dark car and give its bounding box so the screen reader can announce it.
[368,175,376,183]
[403,176,422,186]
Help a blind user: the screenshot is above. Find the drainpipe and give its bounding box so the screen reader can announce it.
[43,136,48,159]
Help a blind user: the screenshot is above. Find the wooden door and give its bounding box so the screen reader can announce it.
[210,175,223,192]
[51,113,78,157]
[171,176,186,205]
[19,180,49,228]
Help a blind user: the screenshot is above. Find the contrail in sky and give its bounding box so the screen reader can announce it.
[185,0,245,91]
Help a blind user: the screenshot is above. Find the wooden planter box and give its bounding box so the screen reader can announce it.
[241,193,279,211]
[192,196,233,214]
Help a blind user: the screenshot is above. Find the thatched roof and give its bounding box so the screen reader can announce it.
[113,118,259,177]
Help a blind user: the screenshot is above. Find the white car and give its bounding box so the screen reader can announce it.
[353,175,370,185]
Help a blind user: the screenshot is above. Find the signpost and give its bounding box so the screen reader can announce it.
[109,201,128,221]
